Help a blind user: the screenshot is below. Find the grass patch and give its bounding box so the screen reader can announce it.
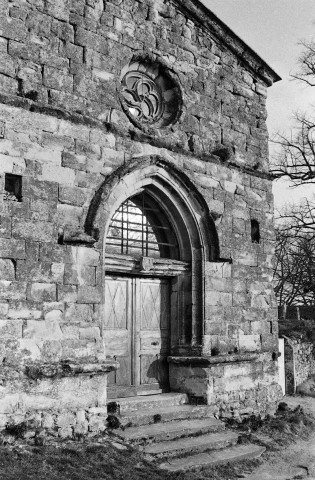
[0,403,313,480]
[226,402,315,448]
[0,440,262,480]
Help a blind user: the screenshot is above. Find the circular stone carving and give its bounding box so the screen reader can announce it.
[120,57,182,129]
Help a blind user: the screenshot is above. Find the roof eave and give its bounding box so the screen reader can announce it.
[174,0,282,86]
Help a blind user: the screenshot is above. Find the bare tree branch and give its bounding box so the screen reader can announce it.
[271,41,315,184]
[274,206,315,306]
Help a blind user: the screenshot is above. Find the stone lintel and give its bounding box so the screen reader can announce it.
[25,360,119,379]
[168,353,259,367]
[105,253,190,276]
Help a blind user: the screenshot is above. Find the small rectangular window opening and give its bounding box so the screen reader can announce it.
[4,173,22,202]
[251,219,260,244]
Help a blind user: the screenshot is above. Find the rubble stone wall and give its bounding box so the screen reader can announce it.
[0,0,281,434]
[0,0,271,171]
[284,337,315,394]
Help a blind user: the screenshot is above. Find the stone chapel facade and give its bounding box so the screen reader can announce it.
[0,0,282,436]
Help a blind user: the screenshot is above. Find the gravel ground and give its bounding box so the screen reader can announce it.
[243,395,315,480]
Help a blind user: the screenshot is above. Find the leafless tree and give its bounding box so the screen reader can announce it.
[272,39,315,306]
[275,198,315,240]
[271,40,315,185]
[274,223,315,306]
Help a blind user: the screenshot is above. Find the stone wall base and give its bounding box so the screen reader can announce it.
[0,361,118,438]
[169,357,283,419]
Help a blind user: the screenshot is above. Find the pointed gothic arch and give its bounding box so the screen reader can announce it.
[85,155,220,397]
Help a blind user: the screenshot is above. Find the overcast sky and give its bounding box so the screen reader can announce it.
[201,0,315,209]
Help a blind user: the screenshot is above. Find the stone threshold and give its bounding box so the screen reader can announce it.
[168,353,259,366]
[24,359,119,380]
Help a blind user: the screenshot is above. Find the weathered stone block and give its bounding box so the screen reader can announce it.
[0,215,11,238]
[239,334,261,352]
[205,291,233,306]
[251,294,271,309]
[88,415,106,432]
[23,143,62,165]
[64,264,96,286]
[232,218,246,235]
[65,303,93,322]
[261,334,278,353]
[57,285,78,302]
[12,219,55,243]
[61,151,87,170]
[77,286,101,304]
[0,319,23,338]
[59,186,88,206]
[51,263,65,282]
[29,199,56,222]
[79,326,100,340]
[213,374,258,393]
[0,238,26,259]
[23,178,59,202]
[45,0,70,21]
[0,302,9,316]
[0,259,15,280]
[37,246,67,266]
[57,204,83,227]
[43,66,73,93]
[7,300,42,319]
[75,27,109,55]
[23,316,63,340]
[42,413,55,429]
[74,421,88,435]
[205,262,231,278]
[90,130,115,148]
[27,283,57,302]
[39,165,76,186]
[205,277,233,292]
[0,281,26,300]
[235,252,258,266]
[58,426,73,438]
[57,412,76,427]
[0,16,27,41]
[71,247,100,266]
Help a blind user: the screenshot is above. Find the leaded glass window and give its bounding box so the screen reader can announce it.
[106,193,179,259]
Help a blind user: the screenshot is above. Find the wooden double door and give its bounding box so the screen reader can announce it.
[104,275,170,398]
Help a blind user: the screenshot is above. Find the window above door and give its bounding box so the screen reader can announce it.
[106,192,179,260]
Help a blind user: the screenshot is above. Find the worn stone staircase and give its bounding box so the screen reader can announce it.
[109,393,265,473]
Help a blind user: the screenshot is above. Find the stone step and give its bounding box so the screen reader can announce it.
[120,404,216,427]
[159,444,266,472]
[116,417,225,444]
[143,430,239,459]
[109,393,188,414]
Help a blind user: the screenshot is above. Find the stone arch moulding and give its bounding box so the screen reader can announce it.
[84,155,220,354]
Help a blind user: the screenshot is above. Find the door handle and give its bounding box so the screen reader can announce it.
[151,341,159,346]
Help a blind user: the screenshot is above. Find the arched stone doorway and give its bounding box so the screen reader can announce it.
[85,156,219,398]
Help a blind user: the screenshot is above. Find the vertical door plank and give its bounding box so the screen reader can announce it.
[104,276,133,389]
[137,278,170,390]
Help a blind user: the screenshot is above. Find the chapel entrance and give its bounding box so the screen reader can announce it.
[104,191,180,399]
[105,275,170,398]
[101,168,214,399]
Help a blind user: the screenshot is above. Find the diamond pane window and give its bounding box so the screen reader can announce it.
[106,193,179,259]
